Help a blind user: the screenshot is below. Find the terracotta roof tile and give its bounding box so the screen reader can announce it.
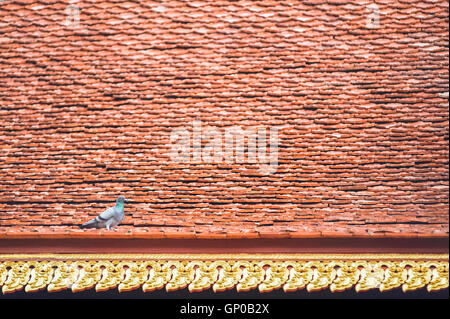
[0,0,448,239]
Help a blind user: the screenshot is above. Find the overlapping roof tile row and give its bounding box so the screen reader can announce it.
[0,0,448,238]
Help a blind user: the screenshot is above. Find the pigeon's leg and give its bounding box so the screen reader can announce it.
[106,219,116,231]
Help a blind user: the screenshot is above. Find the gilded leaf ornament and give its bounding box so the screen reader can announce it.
[0,254,447,294]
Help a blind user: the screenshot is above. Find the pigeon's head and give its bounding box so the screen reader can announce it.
[117,195,128,204]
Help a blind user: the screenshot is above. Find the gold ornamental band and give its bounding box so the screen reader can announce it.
[0,253,448,294]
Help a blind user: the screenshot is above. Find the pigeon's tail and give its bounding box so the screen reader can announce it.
[80,219,98,229]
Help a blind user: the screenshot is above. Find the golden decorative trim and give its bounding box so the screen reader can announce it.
[0,254,448,294]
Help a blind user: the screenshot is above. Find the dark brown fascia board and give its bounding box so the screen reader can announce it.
[0,237,448,254]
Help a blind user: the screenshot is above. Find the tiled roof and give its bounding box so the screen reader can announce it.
[0,0,448,239]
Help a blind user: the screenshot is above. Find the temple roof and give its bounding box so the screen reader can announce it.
[0,0,448,240]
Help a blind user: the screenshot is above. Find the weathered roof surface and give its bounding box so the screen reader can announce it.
[0,0,448,239]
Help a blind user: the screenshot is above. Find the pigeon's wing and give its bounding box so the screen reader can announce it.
[80,206,116,229]
[98,206,117,220]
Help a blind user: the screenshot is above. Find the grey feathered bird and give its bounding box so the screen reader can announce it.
[80,196,128,230]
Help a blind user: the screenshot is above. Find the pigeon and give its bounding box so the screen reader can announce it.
[80,195,128,230]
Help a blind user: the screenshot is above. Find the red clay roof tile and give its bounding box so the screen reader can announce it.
[0,0,448,240]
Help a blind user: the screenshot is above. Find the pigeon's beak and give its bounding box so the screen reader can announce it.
[125,198,129,203]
